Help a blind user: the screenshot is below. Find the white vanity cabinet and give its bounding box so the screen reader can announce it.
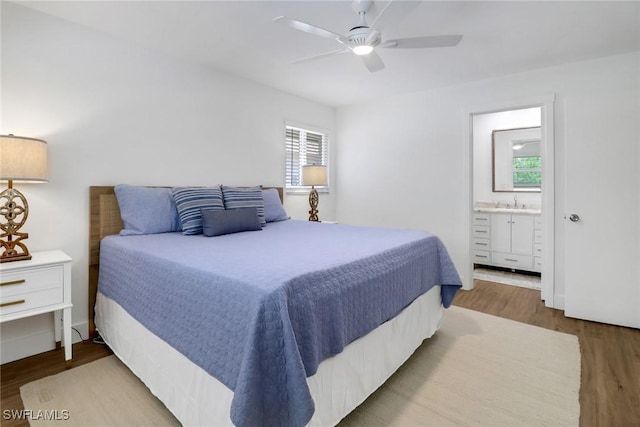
[473,211,541,273]
[491,213,534,255]
[533,216,543,272]
[472,213,491,264]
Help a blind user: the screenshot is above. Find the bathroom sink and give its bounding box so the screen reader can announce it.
[474,207,541,214]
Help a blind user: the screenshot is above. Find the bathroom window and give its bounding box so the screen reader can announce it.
[513,156,542,188]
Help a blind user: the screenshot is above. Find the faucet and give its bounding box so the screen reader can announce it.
[513,195,518,208]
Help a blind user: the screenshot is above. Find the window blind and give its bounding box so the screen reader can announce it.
[286,125,328,189]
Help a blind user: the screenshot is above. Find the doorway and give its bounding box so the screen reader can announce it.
[467,95,556,307]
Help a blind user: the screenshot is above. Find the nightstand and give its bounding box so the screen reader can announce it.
[0,250,73,365]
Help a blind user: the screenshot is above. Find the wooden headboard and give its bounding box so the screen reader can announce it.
[88,185,284,336]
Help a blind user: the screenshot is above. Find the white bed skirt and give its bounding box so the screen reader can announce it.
[95,286,443,426]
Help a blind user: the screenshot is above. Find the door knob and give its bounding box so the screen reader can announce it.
[569,213,580,222]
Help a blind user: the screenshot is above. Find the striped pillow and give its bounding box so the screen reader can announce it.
[221,186,266,226]
[172,186,224,235]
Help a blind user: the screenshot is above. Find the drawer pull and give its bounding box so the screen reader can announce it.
[475,255,488,259]
[476,218,487,221]
[475,230,488,234]
[1,299,26,308]
[475,242,488,246]
[0,279,26,287]
[504,258,519,263]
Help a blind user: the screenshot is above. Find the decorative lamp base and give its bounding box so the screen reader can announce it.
[308,187,319,221]
[0,183,32,263]
[0,252,32,263]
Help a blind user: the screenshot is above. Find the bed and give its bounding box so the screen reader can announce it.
[89,185,462,427]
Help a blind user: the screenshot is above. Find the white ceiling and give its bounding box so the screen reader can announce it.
[15,0,640,107]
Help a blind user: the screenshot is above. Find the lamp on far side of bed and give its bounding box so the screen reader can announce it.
[0,134,48,262]
[302,164,327,222]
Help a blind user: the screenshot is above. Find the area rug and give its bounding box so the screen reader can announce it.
[20,306,580,426]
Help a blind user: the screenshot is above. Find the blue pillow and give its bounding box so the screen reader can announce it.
[172,186,224,235]
[114,185,181,236]
[201,207,262,237]
[262,188,289,223]
[221,186,266,226]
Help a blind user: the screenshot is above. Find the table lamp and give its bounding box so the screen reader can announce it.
[302,165,327,221]
[0,134,48,262]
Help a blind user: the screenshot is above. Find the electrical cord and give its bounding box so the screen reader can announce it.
[69,326,106,345]
[71,326,90,344]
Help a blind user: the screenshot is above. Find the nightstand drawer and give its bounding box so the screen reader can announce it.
[0,250,73,364]
[0,266,64,298]
[0,287,63,316]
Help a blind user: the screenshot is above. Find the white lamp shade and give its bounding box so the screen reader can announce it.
[0,135,48,182]
[302,165,327,186]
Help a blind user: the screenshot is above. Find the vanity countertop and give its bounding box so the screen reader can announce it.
[473,207,541,215]
[474,200,541,215]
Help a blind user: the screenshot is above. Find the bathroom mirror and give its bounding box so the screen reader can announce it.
[492,126,542,192]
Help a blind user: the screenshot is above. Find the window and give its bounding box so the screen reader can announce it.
[512,156,542,188]
[285,124,329,191]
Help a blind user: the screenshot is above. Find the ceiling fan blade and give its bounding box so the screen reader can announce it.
[380,35,463,49]
[291,48,351,65]
[365,29,381,46]
[361,50,385,73]
[273,16,349,46]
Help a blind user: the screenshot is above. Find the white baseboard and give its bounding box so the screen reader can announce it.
[1,320,89,365]
[543,293,565,311]
[0,329,57,364]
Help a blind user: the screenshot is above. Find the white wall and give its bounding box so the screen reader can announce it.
[0,3,335,363]
[472,108,542,205]
[336,52,640,306]
[2,3,638,362]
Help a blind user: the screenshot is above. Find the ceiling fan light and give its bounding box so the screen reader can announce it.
[353,44,373,55]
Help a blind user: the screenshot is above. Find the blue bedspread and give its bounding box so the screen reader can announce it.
[97,220,461,426]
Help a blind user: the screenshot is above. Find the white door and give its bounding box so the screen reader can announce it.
[564,86,640,328]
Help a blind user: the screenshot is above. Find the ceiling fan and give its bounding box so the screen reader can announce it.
[273,0,463,73]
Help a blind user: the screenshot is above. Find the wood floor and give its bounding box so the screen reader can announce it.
[1,337,113,427]
[1,280,639,426]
